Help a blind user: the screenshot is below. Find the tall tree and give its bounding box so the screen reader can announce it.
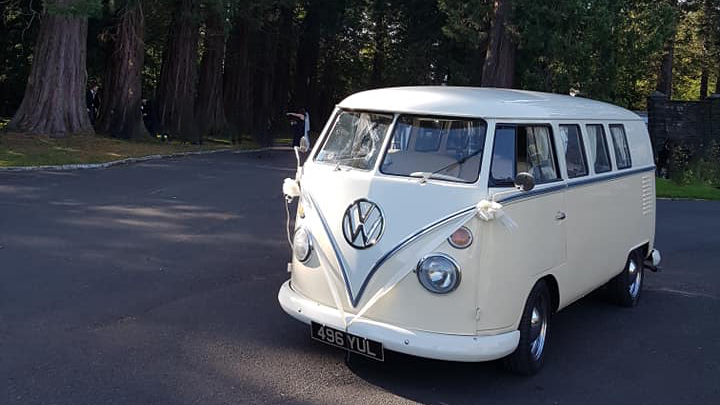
[293,0,321,114]
[481,0,516,88]
[156,0,200,142]
[370,0,387,87]
[96,1,149,139]
[7,0,97,136]
[196,4,229,140]
[656,0,690,98]
[270,4,294,134]
[438,0,492,85]
[224,18,251,140]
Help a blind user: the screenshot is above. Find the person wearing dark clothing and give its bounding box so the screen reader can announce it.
[287,108,309,147]
[86,84,99,124]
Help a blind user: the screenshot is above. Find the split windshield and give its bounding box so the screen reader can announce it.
[314,111,393,170]
[314,111,487,183]
[380,115,487,183]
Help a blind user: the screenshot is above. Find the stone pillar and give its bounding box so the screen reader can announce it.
[647,91,668,172]
[709,94,720,146]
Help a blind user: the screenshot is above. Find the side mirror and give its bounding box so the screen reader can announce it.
[299,136,310,153]
[514,172,535,192]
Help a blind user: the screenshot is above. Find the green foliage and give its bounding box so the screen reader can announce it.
[656,177,720,200]
[45,0,103,17]
[3,0,720,140]
[669,139,720,186]
[514,0,676,109]
[0,0,39,116]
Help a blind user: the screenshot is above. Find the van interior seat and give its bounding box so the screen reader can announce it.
[383,150,460,177]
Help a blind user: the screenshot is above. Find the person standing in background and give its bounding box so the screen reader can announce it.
[286,108,310,147]
[86,84,100,125]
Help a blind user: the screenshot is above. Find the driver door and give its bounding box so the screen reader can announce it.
[488,124,567,287]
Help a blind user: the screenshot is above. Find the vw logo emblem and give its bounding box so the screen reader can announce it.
[342,199,385,249]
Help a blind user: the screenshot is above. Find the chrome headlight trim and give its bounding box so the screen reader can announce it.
[416,253,462,294]
[293,227,313,263]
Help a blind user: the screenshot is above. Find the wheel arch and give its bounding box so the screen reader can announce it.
[538,274,560,314]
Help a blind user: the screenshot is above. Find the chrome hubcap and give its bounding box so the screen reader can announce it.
[628,259,642,298]
[529,301,547,361]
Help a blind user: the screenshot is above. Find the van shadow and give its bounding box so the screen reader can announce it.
[342,290,632,405]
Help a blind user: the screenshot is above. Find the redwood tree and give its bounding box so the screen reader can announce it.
[224,20,251,141]
[96,1,149,139]
[7,0,95,136]
[196,6,229,141]
[481,0,516,88]
[155,0,200,143]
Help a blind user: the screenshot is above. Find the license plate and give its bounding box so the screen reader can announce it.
[310,322,384,361]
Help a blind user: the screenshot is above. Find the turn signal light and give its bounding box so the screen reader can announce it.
[448,226,473,249]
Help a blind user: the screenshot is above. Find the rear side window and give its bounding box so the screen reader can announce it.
[490,124,560,186]
[559,124,588,178]
[585,124,612,173]
[609,124,632,169]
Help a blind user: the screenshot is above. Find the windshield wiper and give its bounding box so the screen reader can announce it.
[333,156,361,171]
[412,148,483,183]
[409,171,464,183]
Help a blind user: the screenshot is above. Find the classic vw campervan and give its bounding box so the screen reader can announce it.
[278,87,661,374]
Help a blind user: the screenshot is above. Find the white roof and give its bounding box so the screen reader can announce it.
[337,86,641,121]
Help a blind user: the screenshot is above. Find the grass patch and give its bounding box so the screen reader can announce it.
[656,177,720,201]
[0,132,259,167]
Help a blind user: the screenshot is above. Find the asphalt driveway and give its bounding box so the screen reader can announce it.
[0,150,718,405]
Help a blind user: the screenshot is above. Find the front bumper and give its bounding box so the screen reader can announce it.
[278,280,519,362]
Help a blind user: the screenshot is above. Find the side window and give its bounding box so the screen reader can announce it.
[609,124,632,169]
[490,124,560,186]
[559,124,588,178]
[490,126,516,186]
[585,124,612,173]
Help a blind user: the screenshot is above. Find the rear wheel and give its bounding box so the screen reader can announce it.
[502,281,551,375]
[607,249,644,307]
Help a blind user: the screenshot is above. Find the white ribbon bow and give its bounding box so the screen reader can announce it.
[475,200,518,231]
[283,178,300,199]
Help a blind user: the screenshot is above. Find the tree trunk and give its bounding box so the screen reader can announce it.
[96,3,149,139]
[250,28,276,146]
[224,20,251,142]
[270,5,293,136]
[700,66,709,99]
[370,0,387,87]
[7,1,92,137]
[156,0,200,143]
[196,8,228,141]
[481,0,516,88]
[717,65,720,94]
[293,1,321,113]
[656,40,674,98]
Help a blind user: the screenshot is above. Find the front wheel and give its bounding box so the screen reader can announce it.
[502,281,551,375]
[607,249,644,307]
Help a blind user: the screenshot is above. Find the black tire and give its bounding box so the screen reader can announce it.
[606,249,644,307]
[502,280,551,376]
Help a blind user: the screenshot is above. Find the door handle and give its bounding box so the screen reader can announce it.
[555,211,566,220]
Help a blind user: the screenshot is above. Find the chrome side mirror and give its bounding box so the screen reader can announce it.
[299,136,310,153]
[514,172,535,192]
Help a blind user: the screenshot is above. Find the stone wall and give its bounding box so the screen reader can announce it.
[647,92,720,176]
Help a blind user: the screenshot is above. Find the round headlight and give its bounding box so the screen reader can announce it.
[293,227,312,262]
[416,254,461,294]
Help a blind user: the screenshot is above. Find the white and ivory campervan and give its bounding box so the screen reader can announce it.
[278,87,661,374]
